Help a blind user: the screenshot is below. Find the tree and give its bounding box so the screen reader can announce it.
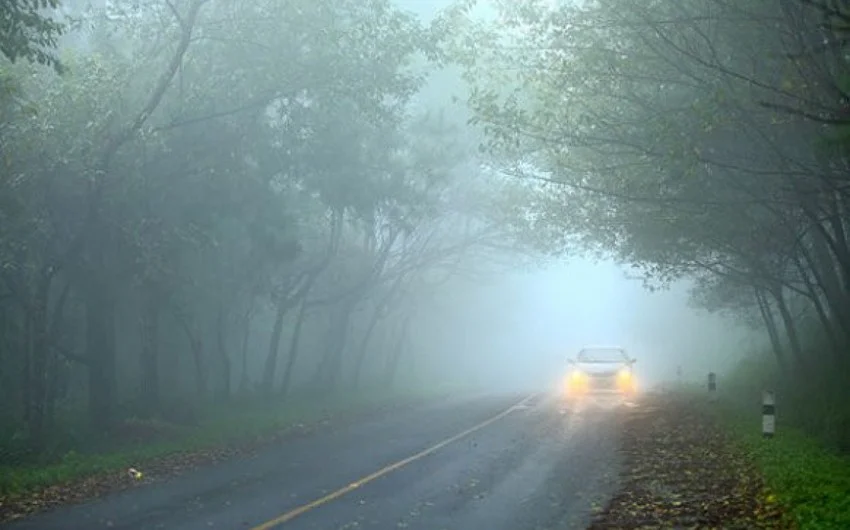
[1,0,526,459]
[448,0,850,376]
[0,1,64,72]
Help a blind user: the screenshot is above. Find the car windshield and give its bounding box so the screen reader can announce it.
[576,348,629,363]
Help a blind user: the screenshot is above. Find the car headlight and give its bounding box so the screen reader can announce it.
[616,368,635,391]
[570,370,588,382]
[565,370,588,392]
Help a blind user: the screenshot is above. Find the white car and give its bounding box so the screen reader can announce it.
[563,346,637,399]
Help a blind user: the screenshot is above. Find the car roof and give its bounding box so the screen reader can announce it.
[574,346,630,363]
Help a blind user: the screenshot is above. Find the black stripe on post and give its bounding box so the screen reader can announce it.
[762,390,776,438]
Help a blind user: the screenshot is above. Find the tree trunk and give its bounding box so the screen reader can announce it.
[384,314,412,388]
[269,211,342,395]
[352,275,406,390]
[824,199,850,291]
[315,301,354,392]
[352,305,384,390]
[86,286,116,432]
[175,310,208,400]
[801,237,850,343]
[755,288,786,372]
[238,306,253,395]
[769,285,804,370]
[21,309,32,423]
[261,298,289,396]
[139,291,161,417]
[27,273,51,448]
[214,304,231,403]
[279,299,308,397]
[190,336,207,399]
[794,253,842,360]
[812,219,850,296]
[44,279,72,430]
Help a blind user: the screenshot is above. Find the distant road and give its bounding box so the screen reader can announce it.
[4,393,624,530]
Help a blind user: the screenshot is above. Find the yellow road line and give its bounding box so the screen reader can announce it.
[249,394,536,530]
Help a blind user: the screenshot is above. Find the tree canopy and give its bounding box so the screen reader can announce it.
[449,0,850,376]
[0,1,64,72]
[0,0,520,454]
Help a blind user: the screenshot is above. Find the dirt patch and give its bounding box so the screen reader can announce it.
[588,393,793,530]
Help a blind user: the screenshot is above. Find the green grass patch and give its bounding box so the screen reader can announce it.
[0,386,445,500]
[717,402,850,530]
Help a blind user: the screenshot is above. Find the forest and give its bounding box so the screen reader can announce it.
[2,0,850,478]
[448,0,850,449]
[0,0,529,470]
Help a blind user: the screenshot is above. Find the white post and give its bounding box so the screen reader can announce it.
[762,390,775,438]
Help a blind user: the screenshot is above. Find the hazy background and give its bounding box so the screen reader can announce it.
[1,0,765,442]
[393,0,755,393]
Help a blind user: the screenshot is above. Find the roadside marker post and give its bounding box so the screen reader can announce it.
[707,372,717,402]
[762,390,776,438]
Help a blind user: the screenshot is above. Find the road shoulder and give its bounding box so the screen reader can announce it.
[0,391,449,525]
[588,393,792,529]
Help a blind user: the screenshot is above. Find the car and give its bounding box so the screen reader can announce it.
[563,346,637,399]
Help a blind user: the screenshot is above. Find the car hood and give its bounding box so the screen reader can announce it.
[574,364,626,376]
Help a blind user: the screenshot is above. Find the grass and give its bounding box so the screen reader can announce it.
[0,385,450,500]
[711,398,850,530]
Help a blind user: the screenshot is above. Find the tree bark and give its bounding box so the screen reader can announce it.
[793,252,841,359]
[22,309,32,424]
[44,279,72,430]
[352,275,406,390]
[86,285,116,432]
[801,235,850,341]
[314,300,354,392]
[755,287,786,372]
[384,313,412,388]
[768,284,804,370]
[238,305,254,395]
[139,290,161,417]
[214,304,231,403]
[279,298,308,398]
[27,273,51,447]
[175,311,207,399]
[261,295,291,396]
[266,209,343,394]
[351,305,384,390]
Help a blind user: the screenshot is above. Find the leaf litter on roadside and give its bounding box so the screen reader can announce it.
[587,394,794,530]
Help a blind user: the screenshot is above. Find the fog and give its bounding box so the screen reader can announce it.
[400,259,755,395]
[384,0,756,395]
[5,0,821,459]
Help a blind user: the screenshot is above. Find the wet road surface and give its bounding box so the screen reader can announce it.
[4,393,625,530]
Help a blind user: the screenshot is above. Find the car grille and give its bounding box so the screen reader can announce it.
[589,375,617,391]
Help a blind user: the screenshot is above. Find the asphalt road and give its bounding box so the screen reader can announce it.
[4,393,625,530]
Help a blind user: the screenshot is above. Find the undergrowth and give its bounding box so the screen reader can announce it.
[705,345,850,530]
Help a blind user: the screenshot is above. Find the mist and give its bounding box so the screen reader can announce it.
[383,0,756,395]
[0,0,794,469]
[6,0,850,527]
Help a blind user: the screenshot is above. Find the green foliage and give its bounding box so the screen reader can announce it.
[0,1,65,73]
[447,0,848,302]
[725,350,850,450]
[722,407,850,530]
[0,0,495,464]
